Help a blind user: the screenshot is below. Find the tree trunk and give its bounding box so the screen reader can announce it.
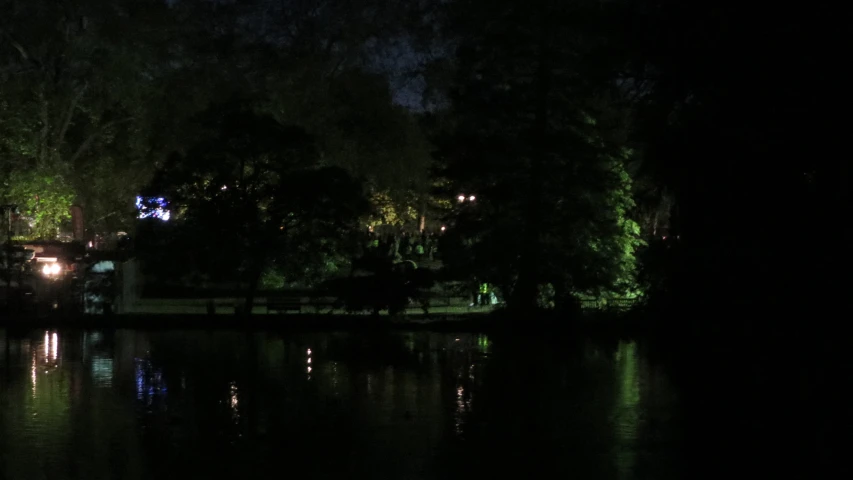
[511,7,550,313]
[551,275,567,312]
[243,264,263,318]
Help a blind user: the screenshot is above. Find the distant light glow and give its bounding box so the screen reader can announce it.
[42,263,61,276]
[92,356,114,387]
[477,335,490,352]
[135,360,145,400]
[230,381,240,423]
[31,354,37,396]
[135,358,167,403]
[136,196,171,221]
[468,195,476,201]
[457,195,466,202]
[455,385,466,435]
[440,226,446,231]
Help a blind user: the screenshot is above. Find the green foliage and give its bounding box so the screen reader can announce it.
[538,283,556,309]
[266,69,434,230]
[433,0,644,310]
[2,0,435,239]
[3,170,75,239]
[0,0,181,236]
[368,190,419,228]
[260,268,287,290]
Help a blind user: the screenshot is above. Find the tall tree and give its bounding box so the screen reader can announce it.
[624,1,849,316]
[434,0,642,312]
[146,105,368,313]
[0,0,180,236]
[230,0,437,230]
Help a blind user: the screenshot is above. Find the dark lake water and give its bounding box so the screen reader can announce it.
[0,328,682,479]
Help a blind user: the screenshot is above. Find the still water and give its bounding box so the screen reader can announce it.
[0,329,680,479]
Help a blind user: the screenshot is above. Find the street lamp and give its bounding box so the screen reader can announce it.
[457,195,466,203]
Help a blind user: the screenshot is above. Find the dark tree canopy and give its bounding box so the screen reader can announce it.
[142,106,368,312]
[1,0,433,239]
[621,1,848,320]
[433,0,642,312]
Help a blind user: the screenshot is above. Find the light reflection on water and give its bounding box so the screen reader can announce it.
[229,381,240,423]
[613,341,642,479]
[0,329,680,480]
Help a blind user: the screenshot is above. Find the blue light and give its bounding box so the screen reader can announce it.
[136,196,170,221]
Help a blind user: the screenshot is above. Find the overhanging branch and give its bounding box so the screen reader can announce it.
[1,30,31,62]
[57,81,89,149]
[69,116,135,165]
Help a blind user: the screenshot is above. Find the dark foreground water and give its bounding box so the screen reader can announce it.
[0,328,681,479]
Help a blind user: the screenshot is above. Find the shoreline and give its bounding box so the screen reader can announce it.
[1,306,643,338]
[0,312,499,332]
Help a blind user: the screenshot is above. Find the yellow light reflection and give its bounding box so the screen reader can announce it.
[51,333,58,361]
[229,382,239,423]
[31,353,37,396]
[44,332,49,362]
[454,385,466,435]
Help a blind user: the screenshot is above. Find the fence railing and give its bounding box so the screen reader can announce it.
[580,298,639,310]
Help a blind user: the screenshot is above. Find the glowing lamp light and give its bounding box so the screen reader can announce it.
[42,263,61,276]
[468,195,476,201]
[457,195,466,202]
[441,226,446,231]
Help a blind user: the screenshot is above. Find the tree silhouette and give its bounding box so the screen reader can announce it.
[145,105,368,314]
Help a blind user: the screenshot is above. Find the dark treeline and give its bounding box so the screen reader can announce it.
[2,1,848,326]
[628,4,848,477]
